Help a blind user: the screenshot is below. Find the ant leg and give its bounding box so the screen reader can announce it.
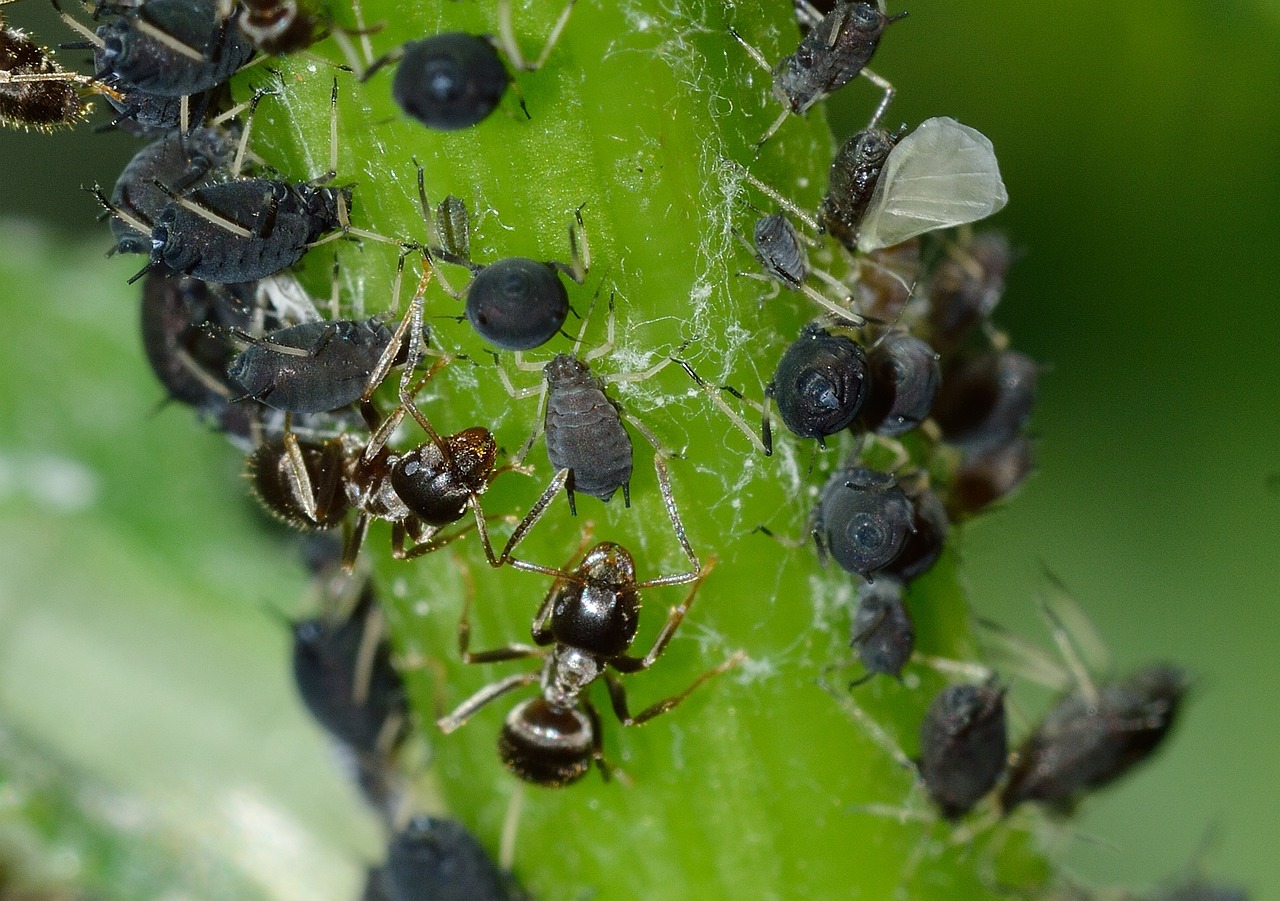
[604,650,744,725]
[452,573,543,665]
[614,560,717,672]
[437,672,539,734]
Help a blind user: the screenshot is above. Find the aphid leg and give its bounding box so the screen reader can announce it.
[792,0,825,29]
[614,559,715,671]
[497,0,577,72]
[671,358,769,456]
[86,184,153,238]
[754,107,794,154]
[974,617,1073,695]
[358,44,404,83]
[1040,567,1113,675]
[605,649,745,725]
[496,469,571,571]
[816,664,917,773]
[634,454,702,589]
[223,87,272,179]
[1037,592,1100,707]
[860,67,896,130]
[728,160,824,234]
[489,352,548,466]
[50,0,103,47]
[727,25,771,73]
[151,178,256,239]
[132,15,205,62]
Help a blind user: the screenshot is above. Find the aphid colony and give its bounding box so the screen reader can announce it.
[5,0,1230,898]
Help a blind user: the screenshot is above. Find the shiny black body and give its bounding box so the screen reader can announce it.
[111,126,237,253]
[466,256,569,350]
[919,682,1007,820]
[393,33,510,131]
[859,332,940,437]
[768,323,869,446]
[93,0,255,97]
[227,317,394,413]
[1001,665,1187,813]
[543,354,631,511]
[820,126,899,250]
[812,465,913,578]
[150,178,350,283]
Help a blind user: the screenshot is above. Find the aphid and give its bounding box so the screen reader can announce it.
[364,0,577,130]
[811,464,914,578]
[380,816,518,901]
[925,230,1013,355]
[880,486,947,584]
[439,456,742,787]
[855,116,1009,253]
[80,0,257,98]
[431,194,588,351]
[859,332,941,437]
[918,681,1008,820]
[110,124,239,253]
[848,577,914,685]
[0,2,106,131]
[734,1,905,148]
[738,212,866,323]
[931,349,1038,454]
[766,322,870,453]
[139,269,255,412]
[226,316,398,414]
[234,0,324,56]
[1000,664,1188,814]
[944,435,1034,520]
[495,296,674,514]
[290,577,409,757]
[820,125,902,252]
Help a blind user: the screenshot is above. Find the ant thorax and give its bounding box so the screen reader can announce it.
[541,647,604,710]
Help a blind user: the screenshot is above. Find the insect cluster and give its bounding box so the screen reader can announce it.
[2,0,1246,898]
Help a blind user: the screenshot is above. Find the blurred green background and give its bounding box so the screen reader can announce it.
[0,0,1277,897]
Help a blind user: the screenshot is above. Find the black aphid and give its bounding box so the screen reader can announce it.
[931,349,1038,454]
[944,435,1034,520]
[743,212,864,322]
[111,125,238,253]
[440,457,741,787]
[734,1,904,147]
[291,579,408,757]
[227,317,396,414]
[381,816,518,901]
[820,126,902,251]
[925,230,1013,355]
[88,0,255,98]
[919,681,1008,820]
[859,332,940,437]
[367,0,576,130]
[1001,664,1188,814]
[812,465,914,578]
[879,486,947,584]
[541,353,632,512]
[849,577,914,684]
[148,178,351,283]
[766,322,869,452]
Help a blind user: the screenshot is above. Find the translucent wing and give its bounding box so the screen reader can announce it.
[857,117,1008,253]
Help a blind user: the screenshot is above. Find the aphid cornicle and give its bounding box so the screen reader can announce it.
[379,816,518,901]
[766,323,869,452]
[110,125,238,254]
[89,0,256,98]
[148,178,352,284]
[918,681,1008,820]
[1000,664,1188,814]
[812,465,914,578]
[438,457,742,787]
[849,577,913,684]
[820,126,902,251]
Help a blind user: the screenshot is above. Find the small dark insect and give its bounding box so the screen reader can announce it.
[820,125,903,251]
[145,177,352,283]
[81,0,256,98]
[738,212,865,323]
[439,456,742,787]
[734,1,905,148]
[924,230,1013,355]
[428,192,588,351]
[812,464,914,578]
[110,124,238,253]
[944,434,1034,520]
[766,322,869,453]
[246,430,350,530]
[1001,664,1188,814]
[931,349,1038,454]
[859,332,940,438]
[234,0,324,56]
[879,486,947,583]
[918,681,1008,820]
[0,3,108,131]
[290,576,409,758]
[377,816,521,901]
[364,0,576,130]
[139,269,255,412]
[848,576,913,684]
[227,316,397,414]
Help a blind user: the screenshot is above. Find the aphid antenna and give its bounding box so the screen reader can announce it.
[973,617,1074,695]
[496,0,577,73]
[498,783,525,873]
[725,157,823,234]
[672,357,769,456]
[1035,592,1100,708]
[1038,565,1113,675]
